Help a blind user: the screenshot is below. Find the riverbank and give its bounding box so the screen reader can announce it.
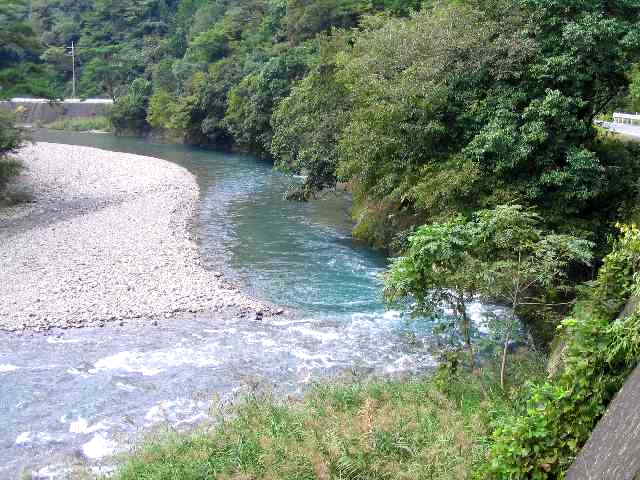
[0,142,271,332]
[45,115,112,133]
[114,352,547,480]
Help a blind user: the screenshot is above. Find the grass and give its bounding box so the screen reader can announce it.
[0,156,28,206]
[0,156,22,186]
[45,116,112,132]
[114,353,546,480]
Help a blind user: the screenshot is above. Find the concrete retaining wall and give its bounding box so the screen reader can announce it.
[0,99,113,125]
[567,295,640,480]
[567,363,640,480]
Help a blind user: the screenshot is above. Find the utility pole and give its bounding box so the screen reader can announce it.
[66,42,77,98]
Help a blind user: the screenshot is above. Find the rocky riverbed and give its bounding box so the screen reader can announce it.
[0,134,440,479]
[0,142,271,332]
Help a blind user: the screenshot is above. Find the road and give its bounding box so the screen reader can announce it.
[600,121,640,139]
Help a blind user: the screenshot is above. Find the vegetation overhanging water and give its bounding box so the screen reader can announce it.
[0,131,438,478]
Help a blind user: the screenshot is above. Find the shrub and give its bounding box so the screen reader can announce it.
[0,156,22,190]
[46,116,112,132]
[0,109,25,190]
[486,225,640,479]
[109,78,152,134]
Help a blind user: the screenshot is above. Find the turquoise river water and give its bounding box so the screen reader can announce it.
[0,131,454,479]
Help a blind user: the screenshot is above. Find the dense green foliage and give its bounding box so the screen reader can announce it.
[115,354,546,480]
[0,110,25,198]
[487,225,640,478]
[25,0,640,252]
[0,0,59,98]
[282,0,640,250]
[108,78,151,133]
[45,115,112,132]
[0,110,23,157]
[385,205,593,373]
[0,0,53,194]
[0,0,32,189]
[33,0,179,100]
[28,0,420,136]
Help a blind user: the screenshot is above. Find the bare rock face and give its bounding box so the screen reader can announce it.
[567,362,640,480]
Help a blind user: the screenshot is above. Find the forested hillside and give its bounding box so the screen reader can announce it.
[4,1,640,477]
[13,0,639,253]
[7,0,640,339]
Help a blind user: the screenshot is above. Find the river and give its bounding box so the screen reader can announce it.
[0,131,438,479]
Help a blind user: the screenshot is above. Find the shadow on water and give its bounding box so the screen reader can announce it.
[0,130,437,479]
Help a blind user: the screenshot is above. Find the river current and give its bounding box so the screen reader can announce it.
[1,131,439,479]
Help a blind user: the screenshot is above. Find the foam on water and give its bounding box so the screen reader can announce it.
[65,367,92,378]
[32,464,72,480]
[82,434,118,459]
[115,381,139,392]
[0,364,18,373]
[89,464,117,477]
[15,432,32,445]
[291,350,337,368]
[46,337,83,344]
[15,431,64,446]
[384,354,436,374]
[68,417,109,434]
[269,318,312,327]
[467,301,513,334]
[90,346,222,376]
[144,398,210,426]
[288,325,341,342]
[0,130,445,479]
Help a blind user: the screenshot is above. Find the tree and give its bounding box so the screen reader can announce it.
[186,22,229,63]
[0,110,24,158]
[0,0,48,192]
[471,206,593,387]
[277,0,640,250]
[487,224,640,478]
[79,47,136,99]
[385,216,485,366]
[385,205,593,374]
[151,58,244,145]
[284,0,361,44]
[334,4,532,221]
[0,0,58,98]
[628,65,640,112]
[110,78,152,133]
[147,88,178,131]
[0,110,25,194]
[271,34,350,198]
[225,46,313,157]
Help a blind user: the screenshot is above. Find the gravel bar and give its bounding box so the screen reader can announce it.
[0,142,271,332]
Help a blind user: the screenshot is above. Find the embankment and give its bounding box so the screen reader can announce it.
[0,98,112,125]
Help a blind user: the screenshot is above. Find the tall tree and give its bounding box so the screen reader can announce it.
[0,0,56,98]
[385,205,593,375]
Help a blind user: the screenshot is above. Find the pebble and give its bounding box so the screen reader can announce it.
[0,143,273,331]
